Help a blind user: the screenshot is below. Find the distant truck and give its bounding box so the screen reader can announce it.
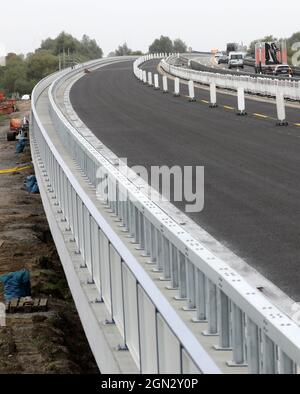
[255,41,288,75]
[228,52,244,69]
[226,43,238,55]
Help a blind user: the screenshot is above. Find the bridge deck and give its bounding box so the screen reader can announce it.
[71,60,300,301]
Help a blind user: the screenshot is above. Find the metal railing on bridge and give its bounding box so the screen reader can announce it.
[31,57,219,374]
[29,53,300,375]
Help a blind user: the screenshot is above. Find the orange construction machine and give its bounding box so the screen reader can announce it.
[0,92,17,115]
[7,116,29,141]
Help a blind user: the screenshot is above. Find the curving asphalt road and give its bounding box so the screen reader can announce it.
[71,59,300,300]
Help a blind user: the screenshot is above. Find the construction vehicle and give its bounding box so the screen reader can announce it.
[0,92,17,115]
[255,41,288,75]
[7,117,29,141]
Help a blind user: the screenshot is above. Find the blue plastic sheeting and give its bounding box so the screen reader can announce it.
[16,139,26,154]
[0,269,31,302]
[26,175,39,194]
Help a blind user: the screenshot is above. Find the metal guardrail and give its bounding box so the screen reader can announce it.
[161,55,300,101]
[31,57,220,374]
[133,54,300,374]
[30,51,300,374]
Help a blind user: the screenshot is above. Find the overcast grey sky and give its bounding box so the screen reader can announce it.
[1,0,300,55]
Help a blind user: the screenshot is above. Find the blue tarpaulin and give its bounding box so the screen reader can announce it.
[25,175,39,194]
[16,139,26,154]
[0,269,31,302]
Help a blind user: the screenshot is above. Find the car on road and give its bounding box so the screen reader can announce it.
[228,52,244,69]
[274,64,294,77]
[214,52,223,61]
[218,55,229,64]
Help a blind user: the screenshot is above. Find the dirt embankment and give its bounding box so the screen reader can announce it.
[0,102,98,374]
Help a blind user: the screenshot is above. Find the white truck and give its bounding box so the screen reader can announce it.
[228,52,244,69]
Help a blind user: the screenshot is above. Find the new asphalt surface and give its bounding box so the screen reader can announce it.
[71,59,300,300]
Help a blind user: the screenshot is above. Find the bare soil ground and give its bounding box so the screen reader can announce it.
[0,102,98,374]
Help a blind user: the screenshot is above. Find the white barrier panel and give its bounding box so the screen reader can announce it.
[91,218,101,297]
[188,80,195,102]
[163,75,168,93]
[138,285,159,373]
[154,74,159,90]
[276,91,287,124]
[143,70,147,84]
[123,264,140,366]
[110,245,125,339]
[148,72,153,86]
[182,349,202,374]
[157,313,181,373]
[210,83,217,107]
[174,77,180,97]
[99,229,112,316]
[237,87,246,115]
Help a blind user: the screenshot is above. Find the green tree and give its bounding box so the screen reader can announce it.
[40,38,56,53]
[173,38,187,53]
[53,32,81,55]
[27,51,58,81]
[131,50,144,56]
[40,32,103,62]
[14,78,35,95]
[2,55,27,93]
[149,36,173,54]
[115,43,132,56]
[80,35,103,59]
[0,31,103,95]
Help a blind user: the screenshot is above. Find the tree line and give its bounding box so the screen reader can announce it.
[111,36,187,57]
[0,33,188,96]
[0,32,104,96]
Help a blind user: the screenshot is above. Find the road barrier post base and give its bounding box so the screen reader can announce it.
[237,111,247,116]
[163,90,168,94]
[202,330,219,337]
[276,120,289,126]
[213,345,232,352]
[117,344,129,352]
[226,361,248,368]
[192,317,208,324]
[209,103,218,108]
[188,97,196,102]
[103,319,115,326]
[173,94,180,97]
